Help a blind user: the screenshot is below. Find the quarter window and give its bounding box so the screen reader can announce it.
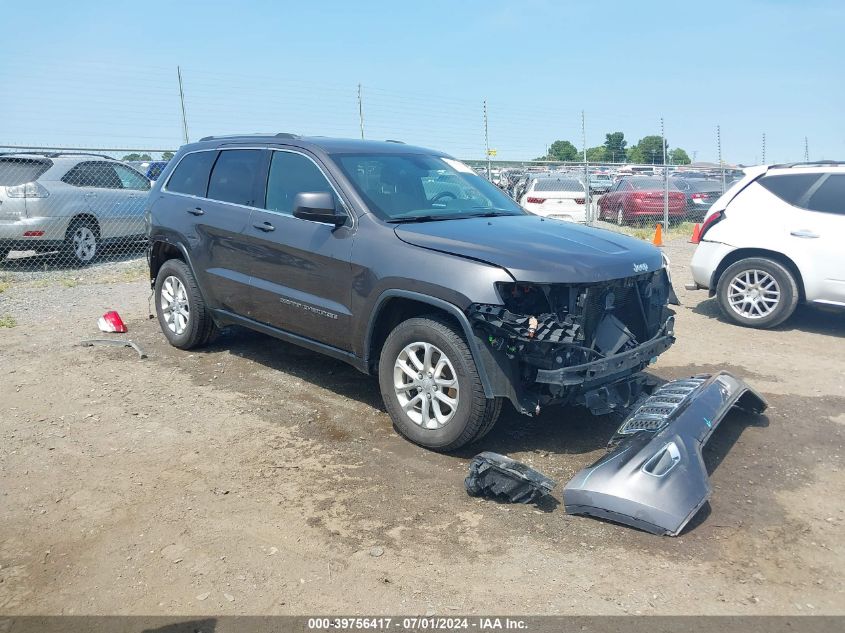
[805,174,845,215]
[265,151,334,215]
[207,150,263,206]
[758,173,821,206]
[166,151,217,197]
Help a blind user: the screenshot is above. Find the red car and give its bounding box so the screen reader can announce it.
[598,177,686,225]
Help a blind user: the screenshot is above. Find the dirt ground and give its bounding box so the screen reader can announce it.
[1,238,843,615]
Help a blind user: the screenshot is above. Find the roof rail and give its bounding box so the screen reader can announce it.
[769,160,845,169]
[198,132,300,142]
[385,139,405,144]
[0,151,114,160]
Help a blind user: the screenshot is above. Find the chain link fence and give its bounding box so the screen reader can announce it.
[0,145,746,274]
[0,147,174,271]
[473,159,745,240]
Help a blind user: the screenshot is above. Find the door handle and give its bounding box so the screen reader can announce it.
[790,230,819,239]
[253,221,275,232]
[187,207,204,216]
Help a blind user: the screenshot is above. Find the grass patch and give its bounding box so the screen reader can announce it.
[623,221,696,242]
[0,280,9,294]
[59,277,80,288]
[0,314,17,328]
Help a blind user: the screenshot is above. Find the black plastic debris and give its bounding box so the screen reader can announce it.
[465,452,556,504]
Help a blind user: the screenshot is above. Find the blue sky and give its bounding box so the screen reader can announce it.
[1,0,842,164]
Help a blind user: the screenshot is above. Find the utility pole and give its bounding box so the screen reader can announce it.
[761,133,766,165]
[717,125,725,194]
[804,136,809,162]
[177,66,189,145]
[661,117,669,229]
[483,100,490,179]
[582,110,591,223]
[357,83,365,140]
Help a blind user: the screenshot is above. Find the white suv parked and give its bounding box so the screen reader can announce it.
[689,162,845,328]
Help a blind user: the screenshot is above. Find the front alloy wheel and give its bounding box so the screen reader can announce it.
[378,315,501,451]
[393,341,460,430]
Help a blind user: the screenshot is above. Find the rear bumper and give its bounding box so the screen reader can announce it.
[0,216,66,242]
[563,372,767,535]
[690,240,736,290]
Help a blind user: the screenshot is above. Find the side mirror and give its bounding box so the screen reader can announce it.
[292,192,345,226]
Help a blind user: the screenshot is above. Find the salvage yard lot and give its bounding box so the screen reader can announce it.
[0,239,843,615]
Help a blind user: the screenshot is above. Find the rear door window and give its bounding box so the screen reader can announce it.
[166,151,217,197]
[0,158,52,185]
[207,150,263,207]
[758,173,821,206]
[62,161,123,188]
[804,174,845,215]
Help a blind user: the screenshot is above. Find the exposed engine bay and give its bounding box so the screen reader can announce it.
[467,269,678,414]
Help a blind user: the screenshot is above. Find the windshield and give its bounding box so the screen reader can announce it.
[332,153,525,222]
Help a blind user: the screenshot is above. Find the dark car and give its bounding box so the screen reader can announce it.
[129,160,169,182]
[146,134,676,451]
[597,177,686,225]
[671,177,724,220]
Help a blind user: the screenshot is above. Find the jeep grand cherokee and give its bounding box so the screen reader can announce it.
[146,134,676,451]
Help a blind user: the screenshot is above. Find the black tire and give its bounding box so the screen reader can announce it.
[65,217,100,265]
[0,247,10,261]
[378,315,501,452]
[154,258,218,349]
[716,257,799,329]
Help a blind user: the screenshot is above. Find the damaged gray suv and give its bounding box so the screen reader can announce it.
[146,134,677,451]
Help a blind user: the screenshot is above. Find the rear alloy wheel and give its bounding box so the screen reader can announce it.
[616,206,625,226]
[65,219,100,265]
[379,315,501,451]
[716,257,799,329]
[154,258,218,349]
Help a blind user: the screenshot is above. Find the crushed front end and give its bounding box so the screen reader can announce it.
[467,269,677,415]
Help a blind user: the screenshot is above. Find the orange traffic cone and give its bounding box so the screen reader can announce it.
[690,223,702,244]
[652,223,664,247]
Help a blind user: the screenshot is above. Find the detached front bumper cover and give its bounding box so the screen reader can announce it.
[563,372,767,535]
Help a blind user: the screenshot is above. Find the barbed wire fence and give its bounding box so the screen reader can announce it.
[0,60,759,272]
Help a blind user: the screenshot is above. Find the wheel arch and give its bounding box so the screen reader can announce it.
[364,290,494,398]
[66,213,101,238]
[711,248,806,302]
[149,239,192,286]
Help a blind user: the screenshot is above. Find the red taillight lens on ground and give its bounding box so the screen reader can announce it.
[22,230,45,237]
[698,210,724,242]
[526,197,546,204]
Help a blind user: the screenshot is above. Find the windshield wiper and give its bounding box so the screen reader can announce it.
[387,214,466,224]
[466,209,521,217]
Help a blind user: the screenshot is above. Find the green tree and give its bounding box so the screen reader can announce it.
[585,146,607,162]
[603,132,627,162]
[628,135,668,164]
[162,151,175,160]
[548,140,580,162]
[121,153,152,162]
[669,148,691,165]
